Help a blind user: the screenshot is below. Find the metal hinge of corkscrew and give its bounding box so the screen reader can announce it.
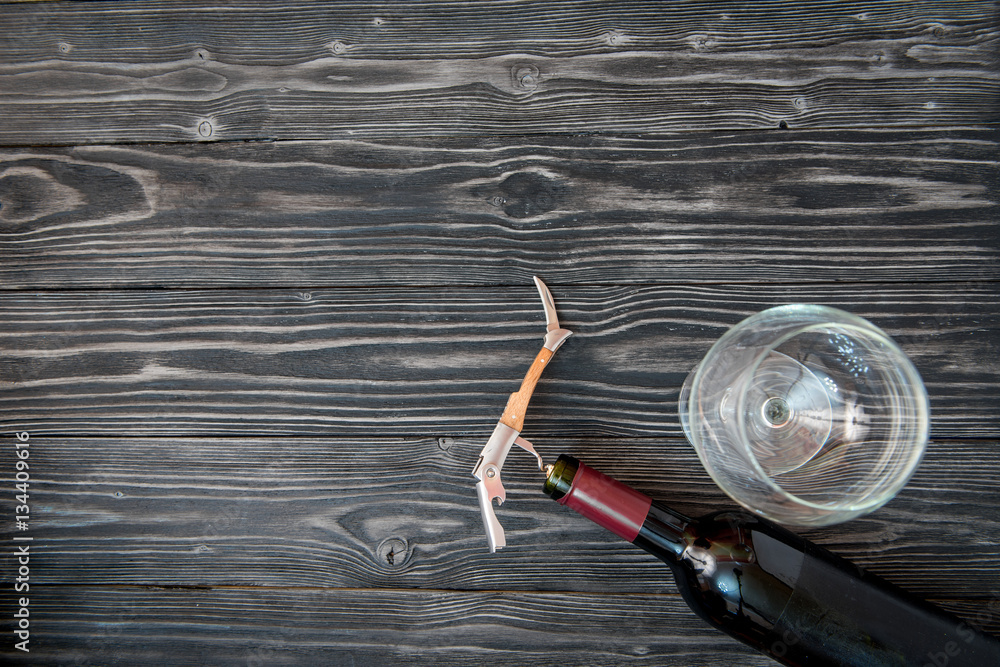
[471,277,572,552]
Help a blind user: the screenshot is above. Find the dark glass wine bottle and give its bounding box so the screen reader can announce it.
[544,454,1000,667]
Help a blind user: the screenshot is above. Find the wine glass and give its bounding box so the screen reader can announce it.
[678,305,929,527]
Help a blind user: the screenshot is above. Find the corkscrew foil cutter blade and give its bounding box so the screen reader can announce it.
[472,277,572,552]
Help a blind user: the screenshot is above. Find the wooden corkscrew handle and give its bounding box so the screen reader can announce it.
[499,347,555,432]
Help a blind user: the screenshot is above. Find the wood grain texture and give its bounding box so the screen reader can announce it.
[0,284,996,438]
[1,435,997,605]
[2,585,992,665]
[1,130,997,288]
[0,586,780,666]
[0,1,996,143]
[2,2,998,663]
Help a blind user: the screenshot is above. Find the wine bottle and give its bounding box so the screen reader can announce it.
[543,454,1000,666]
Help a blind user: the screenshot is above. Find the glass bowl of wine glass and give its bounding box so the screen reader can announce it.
[679,305,929,527]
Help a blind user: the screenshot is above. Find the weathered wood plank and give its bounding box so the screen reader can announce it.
[2,435,997,601]
[0,284,996,438]
[2,586,996,666]
[5,0,995,63]
[2,3,996,664]
[1,131,997,288]
[0,1,996,143]
[0,586,778,666]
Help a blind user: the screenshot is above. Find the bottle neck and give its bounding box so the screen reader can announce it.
[544,455,690,561]
[633,503,691,562]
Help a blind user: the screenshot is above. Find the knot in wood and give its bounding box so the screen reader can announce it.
[512,64,540,91]
[689,34,716,51]
[376,537,408,568]
[497,171,561,219]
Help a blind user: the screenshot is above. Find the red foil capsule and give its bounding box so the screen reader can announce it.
[555,459,652,542]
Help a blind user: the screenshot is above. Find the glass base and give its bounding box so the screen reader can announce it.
[741,351,832,475]
[680,351,833,477]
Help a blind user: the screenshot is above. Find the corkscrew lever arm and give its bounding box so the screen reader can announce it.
[473,425,544,552]
[472,277,572,552]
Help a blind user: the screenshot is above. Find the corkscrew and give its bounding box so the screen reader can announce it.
[471,277,572,552]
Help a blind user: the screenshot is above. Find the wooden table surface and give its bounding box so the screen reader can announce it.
[1,1,998,664]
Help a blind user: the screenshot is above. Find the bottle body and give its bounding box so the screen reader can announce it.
[544,455,1000,666]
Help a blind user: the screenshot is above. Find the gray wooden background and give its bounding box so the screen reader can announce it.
[1,1,998,664]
